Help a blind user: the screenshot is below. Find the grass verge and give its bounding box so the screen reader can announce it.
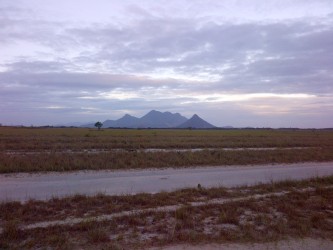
[1,176,333,249]
[1,147,333,173]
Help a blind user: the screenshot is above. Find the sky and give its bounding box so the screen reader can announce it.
[0,0,333,128]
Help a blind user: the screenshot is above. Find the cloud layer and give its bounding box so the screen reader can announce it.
[0,0,332,127]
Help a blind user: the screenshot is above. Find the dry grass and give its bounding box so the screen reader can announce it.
[0,188,232,225]
[1,176,333,249]
[1,147,333,173]
[1,176,332,227]
[1,127,333,248]
[1,127,333,173]
[1,127,333,151]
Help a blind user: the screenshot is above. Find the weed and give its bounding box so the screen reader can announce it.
[105,242,124,250]
[174,205,199,234]
[87,226,110,243]
[219,229,240,241]
[218,208,239,225]
[45,233,69,248]
[0,220,23,241]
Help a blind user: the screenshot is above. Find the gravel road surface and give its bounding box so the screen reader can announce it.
[1,162,332,201]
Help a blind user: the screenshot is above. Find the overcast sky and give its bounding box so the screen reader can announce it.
[1,0,332,128]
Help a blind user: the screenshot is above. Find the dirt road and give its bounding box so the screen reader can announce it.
[1,162,332,201]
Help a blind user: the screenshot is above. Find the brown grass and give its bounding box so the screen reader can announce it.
[1,176,332,226]
[1,176,333,249]
[1,128,333,247]
[1,127,333,173]
[1,127,333,151]
[1,147,333,173]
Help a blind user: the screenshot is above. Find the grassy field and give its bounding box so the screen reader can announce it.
[1,176,332,249]
[1,127,333,173]
[1,127,332,249]
[1,127,333,150]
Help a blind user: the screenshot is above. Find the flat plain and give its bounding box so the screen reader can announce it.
[0,127,333,249]
[1,127,333,173]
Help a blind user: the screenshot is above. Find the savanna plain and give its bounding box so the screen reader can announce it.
[1,127,333,249]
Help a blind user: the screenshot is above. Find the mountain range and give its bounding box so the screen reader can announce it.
[82,110,216,129]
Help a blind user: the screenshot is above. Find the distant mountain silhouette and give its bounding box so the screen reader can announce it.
[138,110,187,128]
[81,110,216,128]
[177,114,216,129]
[103,114,139,128]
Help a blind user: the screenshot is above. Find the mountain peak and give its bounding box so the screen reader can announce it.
[178,114,215,129]
[119,114,138,120]
[147,110,159,114]
[140,110,187,128]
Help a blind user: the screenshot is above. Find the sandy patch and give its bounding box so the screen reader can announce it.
[150,238,333,250]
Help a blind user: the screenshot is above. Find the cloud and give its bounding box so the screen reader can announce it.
[0,1,332,127]
[61,17,333,93]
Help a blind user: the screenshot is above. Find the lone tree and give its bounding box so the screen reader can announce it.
[94,121,103,130]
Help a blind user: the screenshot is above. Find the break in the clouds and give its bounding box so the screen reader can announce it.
[0,0,333,127]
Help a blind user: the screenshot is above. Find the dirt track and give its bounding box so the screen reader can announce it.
[1,162,333,201]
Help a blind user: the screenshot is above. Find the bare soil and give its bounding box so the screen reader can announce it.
[151,238,333,250]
